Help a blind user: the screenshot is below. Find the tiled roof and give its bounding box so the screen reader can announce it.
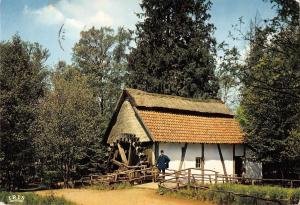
[126,88,234,116]
[138,109,244,144]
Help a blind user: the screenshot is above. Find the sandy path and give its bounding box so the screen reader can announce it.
[37,188,213,205]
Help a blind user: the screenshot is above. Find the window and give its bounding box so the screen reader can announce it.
[196,157,201,168]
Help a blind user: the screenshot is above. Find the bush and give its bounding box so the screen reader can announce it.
[160,184,300,205]
[0,191,74,205]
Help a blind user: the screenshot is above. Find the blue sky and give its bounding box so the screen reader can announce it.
[0,0,275,67]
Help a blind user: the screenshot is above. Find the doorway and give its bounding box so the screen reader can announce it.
[234,156,243,177]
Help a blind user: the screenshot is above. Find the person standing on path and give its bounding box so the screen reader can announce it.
[156,150,170,178]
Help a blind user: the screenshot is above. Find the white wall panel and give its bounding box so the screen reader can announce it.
[159,143,235,176]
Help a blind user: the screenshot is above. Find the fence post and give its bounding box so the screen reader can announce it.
[152,167,155,182]
[201,168,204,184]
[187,169,191,190]
[215,172,218,184]
[176,171,179,190]
[129,171,132,183]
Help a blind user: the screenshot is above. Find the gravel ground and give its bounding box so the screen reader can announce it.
[37,188,214,205]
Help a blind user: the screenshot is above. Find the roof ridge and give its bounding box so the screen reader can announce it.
[125,88,224,104]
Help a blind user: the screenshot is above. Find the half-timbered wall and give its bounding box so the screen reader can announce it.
[156,143,262,178]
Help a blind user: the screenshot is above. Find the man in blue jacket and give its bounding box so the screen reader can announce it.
[156,150,170,177]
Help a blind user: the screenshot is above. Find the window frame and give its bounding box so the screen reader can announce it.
[195,157,201,168]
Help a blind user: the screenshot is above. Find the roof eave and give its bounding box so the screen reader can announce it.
[102,90,127,144]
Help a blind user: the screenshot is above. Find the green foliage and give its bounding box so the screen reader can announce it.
[242,22,300,177]
[216,44,241,104]
[268,0,299,25]
[161,184,300,205]
[34,66,104,187]
[0,192,74,205]
[71,27,132,176]
[235,106,248,129]
[73,26,131,125]
[225,1,300,178]
[0,35,49,190]
[128,0,219,98]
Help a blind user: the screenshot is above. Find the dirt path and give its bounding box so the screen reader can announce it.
[37,188,214,205]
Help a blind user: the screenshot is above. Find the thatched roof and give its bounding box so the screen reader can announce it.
[104,88,243,144]
[107,100,151,144]
[125,88,234,116]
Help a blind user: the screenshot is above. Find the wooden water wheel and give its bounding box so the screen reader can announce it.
[106,134,149,171]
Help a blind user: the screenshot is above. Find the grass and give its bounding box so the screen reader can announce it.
[87,182,133,190]
[160,184,300,205]
[0,191,75,205]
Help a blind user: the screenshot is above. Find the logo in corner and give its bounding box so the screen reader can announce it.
[8,194,25,203]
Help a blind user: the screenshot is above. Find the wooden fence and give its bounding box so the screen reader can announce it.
[75,166,300,189]
[75,165,159,186]
[158,168,300,189]
[158,168,300,205]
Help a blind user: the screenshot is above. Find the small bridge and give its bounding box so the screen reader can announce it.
[75,165,159,186]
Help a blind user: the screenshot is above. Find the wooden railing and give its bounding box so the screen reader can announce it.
[158,168,300,189]
[75,166,300,189]
[157,168,300,205]
[75,165,160,185]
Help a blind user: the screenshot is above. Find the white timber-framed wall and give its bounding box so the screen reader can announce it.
[152,142,262,178]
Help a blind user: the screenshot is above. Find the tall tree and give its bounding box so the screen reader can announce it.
[216,44,241,105]
[73,26,131,125]
[127,0,219,98]
[0,35,49,190]
[237,0,300,178]
[34,66,104,187]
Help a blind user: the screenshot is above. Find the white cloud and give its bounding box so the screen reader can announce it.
[240,45,250,62]
[23,0,116,39]
[89,10,113,26]
[23,5,64,25]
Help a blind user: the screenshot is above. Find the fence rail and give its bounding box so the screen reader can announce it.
[74,165,159,186]
[159,168,300,189]
[75,166,300,190]
[158,168,300,205]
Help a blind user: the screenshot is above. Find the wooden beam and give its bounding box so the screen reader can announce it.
[113,150,119,160]
[201,143,205,168]
[179,143,188,170]
[111,159,126,167]
[155,142,159,161]
[117,143,128,165]
[233,144,236,177]
[217,144,228,182]
[201,143,205,183]
[132,106,154,141]
[128,142,132,166]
